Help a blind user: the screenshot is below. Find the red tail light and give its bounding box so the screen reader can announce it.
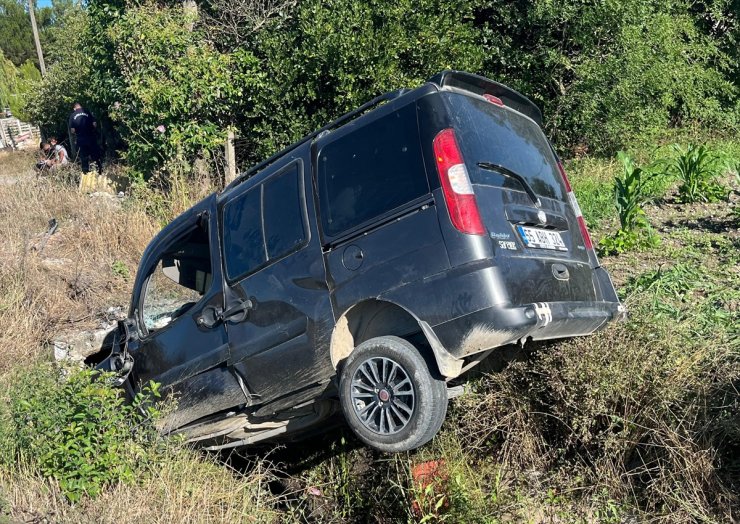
[557,161,593,250]
[576,215,593,250]
[556,161,572,192]
[483,94,504,106]
[433,129,485,235]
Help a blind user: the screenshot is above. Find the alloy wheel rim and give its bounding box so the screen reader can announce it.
[350,356,415,435]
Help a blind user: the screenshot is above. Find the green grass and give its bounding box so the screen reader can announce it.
[564,157,617,231]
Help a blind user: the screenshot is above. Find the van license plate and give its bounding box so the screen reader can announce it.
[517,226,567,251]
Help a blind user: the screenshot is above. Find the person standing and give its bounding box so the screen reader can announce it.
[68,102,102,174]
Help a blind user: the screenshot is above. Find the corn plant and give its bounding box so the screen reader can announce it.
[599,152,659,255]
[614,152,650,230]
[668,144,727,203]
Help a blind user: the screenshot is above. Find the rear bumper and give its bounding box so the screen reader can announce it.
[431,300,626,359]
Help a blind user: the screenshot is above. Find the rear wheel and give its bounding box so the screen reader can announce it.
[339,336,447,453]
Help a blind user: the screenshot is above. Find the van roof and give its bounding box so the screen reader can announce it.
[222,71,542,195]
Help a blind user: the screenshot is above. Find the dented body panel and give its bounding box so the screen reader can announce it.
[100,71,623,449]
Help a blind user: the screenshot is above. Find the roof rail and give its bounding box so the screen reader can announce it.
[427,70,543,126]
[223,88,410,193]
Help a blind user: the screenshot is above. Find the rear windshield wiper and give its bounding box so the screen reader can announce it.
[477,162,541,208]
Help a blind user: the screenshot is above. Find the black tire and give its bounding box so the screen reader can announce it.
[339,336,447,453]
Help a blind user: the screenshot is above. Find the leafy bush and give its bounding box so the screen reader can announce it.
[0,364,162,502]
[599,152,660,254]
[20,0,740,181]
[244,0,484,164]
[477,0,739,156]
[102,4,261,179]
[667,144,728,202]
[0,51,40,120]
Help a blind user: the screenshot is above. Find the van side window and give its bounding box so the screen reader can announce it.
[222,164,307,281]
[222,187,265,279]
[317,103,428,237]
[263,166,306,259]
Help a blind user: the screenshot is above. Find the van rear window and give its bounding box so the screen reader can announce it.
[446,93,564,201]
[317,103,429,238]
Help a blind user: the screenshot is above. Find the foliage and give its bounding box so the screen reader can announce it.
[0,0,78,68]
[477,0,739,155]
[599,152,660,254]
[0,364,163,502]
[101,3,260,178]
[0,51,40,119]
[245,0,484,163]
[20,0,740,179]
[23,7,93,141]
[667,144,728,202]
[0,0,36,67]
[614,153,652,231]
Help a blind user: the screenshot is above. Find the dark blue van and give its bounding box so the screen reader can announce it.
[99,71,624,452]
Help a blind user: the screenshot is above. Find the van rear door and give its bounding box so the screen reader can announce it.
[440,91,598,304]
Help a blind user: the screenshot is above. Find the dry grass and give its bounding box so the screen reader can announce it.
[1,447,279,523]
[0,158,158,369]
[0,152,284,522]
[0,153,218,370]
[0,150,37,179]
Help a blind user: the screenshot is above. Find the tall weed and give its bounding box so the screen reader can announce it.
[667,144,728,203]
[451,320,737,522]
[599,152,660,255]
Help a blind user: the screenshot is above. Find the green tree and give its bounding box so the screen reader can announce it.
[92,1,260,178]
[23,0,740,181]
[0,0,72,67]
[0,50,40,119]
[24,7,92,139]
[245,0,484,162]
[0,0,35,67]
[39,0,82,61]
[475,0,738,154]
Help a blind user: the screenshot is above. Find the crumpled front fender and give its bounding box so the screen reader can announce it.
[95,318,135,386]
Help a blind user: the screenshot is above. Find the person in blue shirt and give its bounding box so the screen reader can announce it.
[68,102,102,174]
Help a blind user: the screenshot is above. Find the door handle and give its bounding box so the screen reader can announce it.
[222,299,253,323]
[197,299,253,329]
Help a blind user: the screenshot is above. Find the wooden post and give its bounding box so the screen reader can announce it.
[225,130,237,185]
[28,0,46,76]
[183,0,197,31]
